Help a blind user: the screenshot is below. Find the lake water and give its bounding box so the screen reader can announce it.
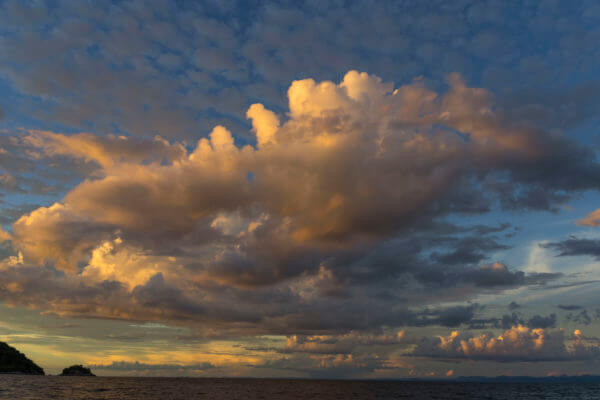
[1,375,600,399]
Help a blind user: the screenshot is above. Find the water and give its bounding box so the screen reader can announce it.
[1,375,599,399]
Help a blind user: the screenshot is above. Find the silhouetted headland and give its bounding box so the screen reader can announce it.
[0,341,44,375]
[59,365,95,376]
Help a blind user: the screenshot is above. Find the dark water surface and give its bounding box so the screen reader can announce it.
[1,375,599,399]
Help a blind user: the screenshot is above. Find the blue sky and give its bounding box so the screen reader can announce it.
[1,0,600,378]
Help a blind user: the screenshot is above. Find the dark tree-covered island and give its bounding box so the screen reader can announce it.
[60,365,95,376]
[0,341,44,375]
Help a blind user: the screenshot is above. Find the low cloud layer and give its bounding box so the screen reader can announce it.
[91,361,215,372]
[282,331,406,355]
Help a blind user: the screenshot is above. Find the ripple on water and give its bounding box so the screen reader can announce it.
[1,376,600,400]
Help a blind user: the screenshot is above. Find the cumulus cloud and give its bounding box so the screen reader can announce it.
[0,71,593,334]
[412,326,600,362]
[16,72,599,266]
[11,203,113,272]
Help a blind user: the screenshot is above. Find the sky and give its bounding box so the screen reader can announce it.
[1,0,600,378]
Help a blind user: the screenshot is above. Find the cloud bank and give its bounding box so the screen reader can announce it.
[0,71,597,336]
[412,326,600,362]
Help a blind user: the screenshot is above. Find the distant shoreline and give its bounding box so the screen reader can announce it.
[0,372,44,375]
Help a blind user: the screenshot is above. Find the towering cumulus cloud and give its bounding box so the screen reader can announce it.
[2,71,599,335]
[412,326,600,362]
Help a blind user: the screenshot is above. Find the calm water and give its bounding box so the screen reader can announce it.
[1,376,599,399]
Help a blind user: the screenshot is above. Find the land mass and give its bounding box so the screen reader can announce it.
[60,365,95,376]
[0,341,44,375]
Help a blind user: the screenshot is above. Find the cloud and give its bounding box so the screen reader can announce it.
[255,352,405,378]
[91,361,215,371]
[16,72,598,271]
[541,237,600,259]
[417,305,481,328]
[0,71,589,334]
[282,330,406,354]
[412,326,600,362]
[429,239,509,267]
[473,312,558,330]
[499,313,523,329]
[0,227,11,243]
[578,209,600,226]
[526,314,557,329]
[461,262,525,287]
[12,203,113,272]
[0,1,599,378]
[246,104,280,147]
[558,305,584,311]
[24,131,186,170]
[1,0,599,144]
[508,301,521,311]
[566,310,592,326]
[88,360,218,376]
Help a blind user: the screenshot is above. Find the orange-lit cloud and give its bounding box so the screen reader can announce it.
[577,208,600,226]
[412,326,600,361]
[0,71,596,336]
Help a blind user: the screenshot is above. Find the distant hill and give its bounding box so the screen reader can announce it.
[60,365,95,376]
[0,341,44,375]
